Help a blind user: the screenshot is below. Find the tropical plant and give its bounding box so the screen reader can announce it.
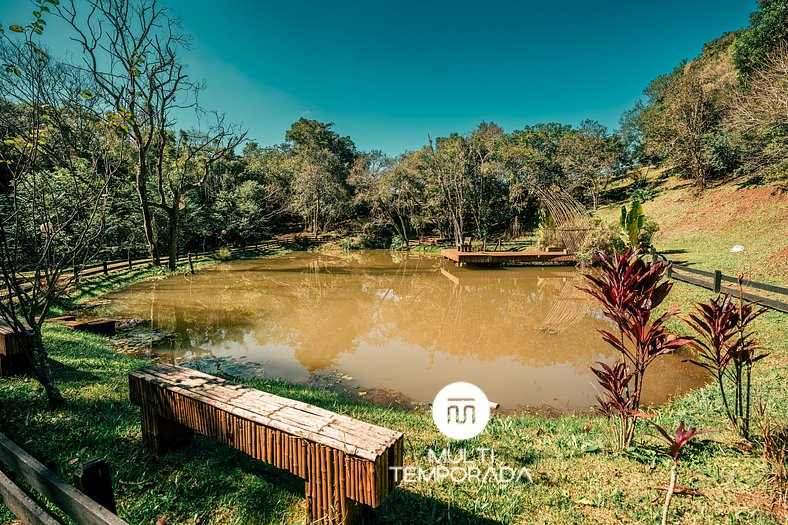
[590,360,637,450]
[685,274,768,438]
[582,248,691,448]
[650,422,716,525]
[620,199,645,247]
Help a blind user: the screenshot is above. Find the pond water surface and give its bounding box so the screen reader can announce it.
[101,250,705,411]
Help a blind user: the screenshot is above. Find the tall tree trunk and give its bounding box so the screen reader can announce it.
[136,159,159,265]
[30,330,64,408]
[167,210,179,271]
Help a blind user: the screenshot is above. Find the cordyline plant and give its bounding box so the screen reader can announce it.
[582,248,692,449]
[650,422,716,525]
[684,273,767,439]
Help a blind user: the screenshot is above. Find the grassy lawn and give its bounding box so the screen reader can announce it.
[0,200,786,523]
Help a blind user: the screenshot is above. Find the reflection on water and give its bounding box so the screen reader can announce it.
[101,250,705,410]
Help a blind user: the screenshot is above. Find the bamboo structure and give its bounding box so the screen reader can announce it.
[530,186,593,254]
[129,365,404,524]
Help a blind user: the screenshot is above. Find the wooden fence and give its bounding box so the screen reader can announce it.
[651,247,788,313]
[0,432,126,525]
[5,233,327,299]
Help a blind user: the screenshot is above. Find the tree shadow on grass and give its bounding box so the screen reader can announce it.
[49,358,101,383]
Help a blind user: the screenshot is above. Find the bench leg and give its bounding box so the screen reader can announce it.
[305,476,363,525]
[140,407,192,453]
[305,446,366,525]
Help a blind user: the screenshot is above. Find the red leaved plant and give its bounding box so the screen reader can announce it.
[684,273,767,439]
[582,248,692,449]
[650,422,717,525]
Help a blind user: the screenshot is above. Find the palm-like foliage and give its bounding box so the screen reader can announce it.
[582,248,691,448]
[684,275,767,439]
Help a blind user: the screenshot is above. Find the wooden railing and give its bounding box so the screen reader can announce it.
[651,247,788,313]
[4,233,328,299]
[0,432,126,525]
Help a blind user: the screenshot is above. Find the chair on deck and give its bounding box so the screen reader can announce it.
[457,236,472,252]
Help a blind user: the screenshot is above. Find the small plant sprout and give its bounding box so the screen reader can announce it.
[684,273,767,439]
[650,422,717,525]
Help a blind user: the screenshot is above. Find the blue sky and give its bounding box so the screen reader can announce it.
[2,1,756,155]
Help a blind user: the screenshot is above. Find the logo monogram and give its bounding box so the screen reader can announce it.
[432,383,490,440]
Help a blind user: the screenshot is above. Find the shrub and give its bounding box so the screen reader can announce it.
[576,222,624,267]
[337,234,387,251]
[581,248,691,449]
[390,235,408,251]
[628,182,656,203]
[215,247,233,261]
[537,211,563,250]
[638,219,660,249]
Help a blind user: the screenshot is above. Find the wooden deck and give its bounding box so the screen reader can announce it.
[440,248,575,265]
[129,364,404,524]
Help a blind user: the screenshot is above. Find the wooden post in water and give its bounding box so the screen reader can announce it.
[188,253,195,275]
[713,270,722,293]
[73,459,116,514]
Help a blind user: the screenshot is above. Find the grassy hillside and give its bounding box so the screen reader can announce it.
[596,172,788,287]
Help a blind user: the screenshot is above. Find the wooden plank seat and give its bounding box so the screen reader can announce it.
[0,321,34,376]
[129,364,404,524]
[48,316,116,336]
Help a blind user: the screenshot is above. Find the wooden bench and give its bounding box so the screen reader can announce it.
[129,365,404,524]
[0,321,34,376]
[48,316,116,336]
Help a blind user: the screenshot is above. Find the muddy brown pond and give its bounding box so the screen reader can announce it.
[100,250,705,411]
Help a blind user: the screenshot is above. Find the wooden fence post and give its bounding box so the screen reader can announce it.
[713,270,722,293]
[102,260,108,276]
[127,252,132,272]
[188,253,194,275]
[73,265,79,285]
[650,246,657,264]
[73,459,116,514]
[667,264,673,280]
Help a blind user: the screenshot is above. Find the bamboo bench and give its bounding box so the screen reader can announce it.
[129,364,404,524]
[0,321,33,376]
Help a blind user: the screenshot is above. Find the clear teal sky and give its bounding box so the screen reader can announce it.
[1,1,756,155]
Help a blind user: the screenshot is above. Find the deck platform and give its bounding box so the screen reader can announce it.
[440,249,575,265]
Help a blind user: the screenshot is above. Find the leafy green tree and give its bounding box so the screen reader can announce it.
[558,120,623,209]
[734,0,788,79]
[0,17,120,406]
